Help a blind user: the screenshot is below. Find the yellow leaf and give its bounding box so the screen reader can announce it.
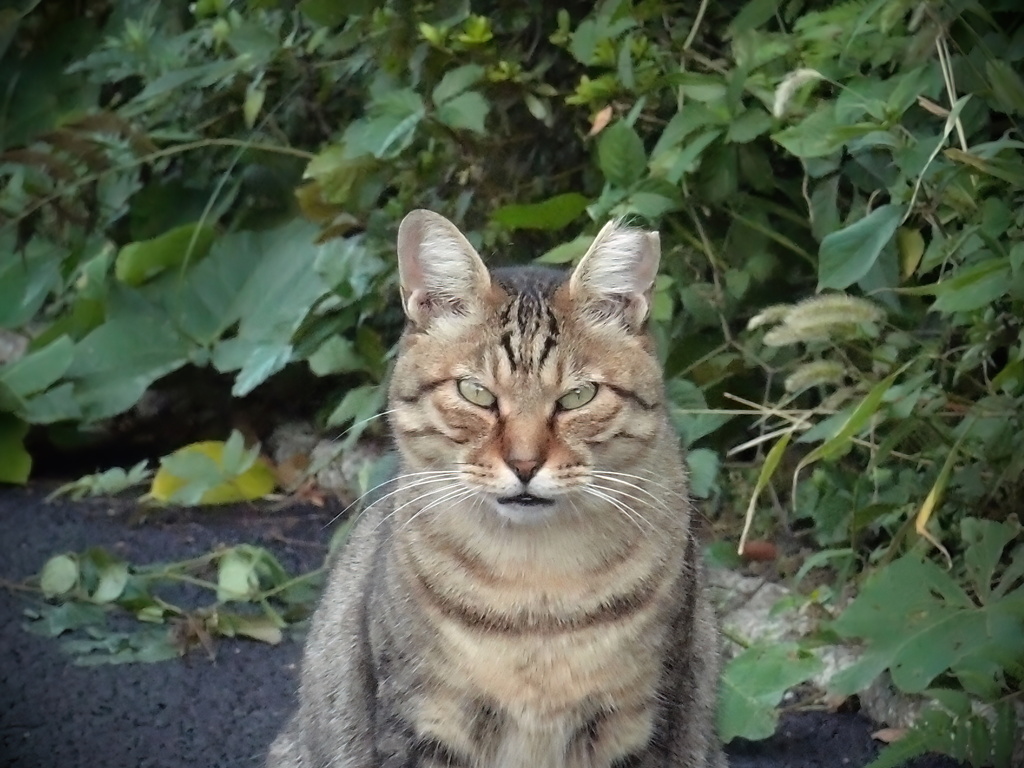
[149,440,276,505]
[896,227,924,279]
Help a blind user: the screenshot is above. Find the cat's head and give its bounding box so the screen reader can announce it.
[389,209,672,525]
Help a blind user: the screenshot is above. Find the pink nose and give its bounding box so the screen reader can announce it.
[507,459,540,482]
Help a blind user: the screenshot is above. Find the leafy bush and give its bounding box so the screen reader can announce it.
[3,0,1023,761]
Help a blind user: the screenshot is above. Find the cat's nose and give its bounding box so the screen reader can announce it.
[507,459,540,482]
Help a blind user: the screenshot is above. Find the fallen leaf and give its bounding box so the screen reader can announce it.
[871,727,908,743]
[588,105,613,136]
[740,539,778,562]
[274,452,311,490]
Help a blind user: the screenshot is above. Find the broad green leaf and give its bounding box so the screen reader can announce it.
[726,0,781,37]
[66,286,191,421]
[343,89,424,158]
[91,561,130,604]
[325,383,386,447]
[214,339,294,397]
[432,64,485,105]
[163,219,332,392]
[650,103,718,160]
[986,59,1024,116]
[653,129,722,184]
[129,60,243,107]
[0,413,31,484]
[308,336,365,376]
[24,602,106,638]
[961,518,1021,603]
[931,259,1011,313]
[40,554,79,598]
[597,121,646,187]
[725,108,773,143]
[818,204,905,290]
[685,448,719,499]
[718,643,823,742]
[0,236,63,329]
[0,335,73,397]
[302,146,375,205]
[831,552,1024,695]
[217,550,259,602]
[536,234,594,264]
[435,90,489,134]
[772,107,847,158]
[492,193,589,231]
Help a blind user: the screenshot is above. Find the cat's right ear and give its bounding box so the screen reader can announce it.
[397,209,492,326]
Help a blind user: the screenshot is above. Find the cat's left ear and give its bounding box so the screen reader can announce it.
[397,209,491,326]
[568,220,660,331]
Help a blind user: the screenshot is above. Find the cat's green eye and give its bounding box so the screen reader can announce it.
[457,379,497,408]
[557,382,598,410]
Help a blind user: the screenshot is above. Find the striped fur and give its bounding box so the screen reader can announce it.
[268,210,725,768]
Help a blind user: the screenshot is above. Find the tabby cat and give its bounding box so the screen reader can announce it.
[267,209,725,768]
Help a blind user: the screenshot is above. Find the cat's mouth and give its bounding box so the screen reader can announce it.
[495,493,554,507]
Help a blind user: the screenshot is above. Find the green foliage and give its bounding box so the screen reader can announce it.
[47,460,152,501]
[865,696,1019,768]
[718,642,823,742]
[831,518,1024,698]
[4,0,1024,757]
[25,543,324,665]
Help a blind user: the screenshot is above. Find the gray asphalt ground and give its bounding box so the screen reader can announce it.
[0,485,963,768]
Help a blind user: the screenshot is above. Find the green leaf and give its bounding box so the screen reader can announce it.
[597,121,646,187]
[308,335,365,376]
[66,287,191,421]
[217,549,259,602]
[40,554,79,598]
[536,234,594,265]
[0,236,63,329]
[655,129,722,184]
[432,64,485,105]
[818,204,905,290]
[930,259,1011,313]
[685,448,720,499]
[650,103,718,160]
[492,193,589,231]
[24,602,106,638]
[325,383,386,446]
[772,107,847,158]
[91,560,130,604]
[726,108,773,143]
[0,413,31,484]
[831,551,1024,695]
[718,642,823,742]
[164,219,332,392]
[726,0,781,36]
[961,518,1021,603]
[986,59,1024,116]
[0,335,73,397]
[435,90,489,134]
[343,89,424,158]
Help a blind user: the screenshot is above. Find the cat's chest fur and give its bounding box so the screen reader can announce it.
[382,511,680,767]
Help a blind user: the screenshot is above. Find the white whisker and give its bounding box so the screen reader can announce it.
[323,470,460,529]
[580,486,650,533]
